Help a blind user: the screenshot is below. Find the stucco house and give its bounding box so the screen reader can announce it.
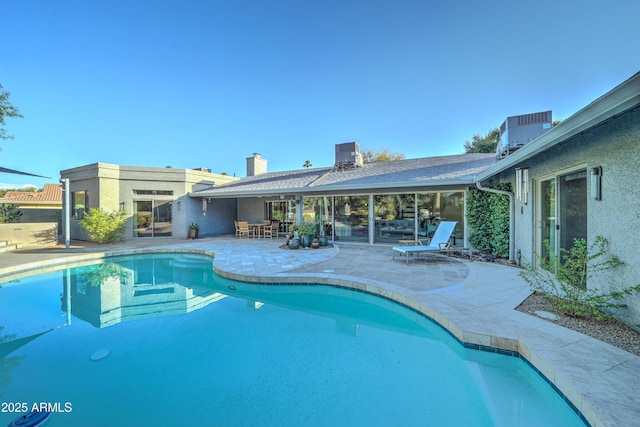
[60,151,498,246]
[191,149,498,246]
[58,72,639,324]
[475,71,640,325]
[0,183,62,247]
[59,163,238,240]
[0,183,62,224]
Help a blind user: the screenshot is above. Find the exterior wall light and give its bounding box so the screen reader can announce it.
[515,167,529,204]
[590,167,602,200]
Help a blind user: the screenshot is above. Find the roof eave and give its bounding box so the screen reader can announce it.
[189,178,476,198]
[0,200,62,205]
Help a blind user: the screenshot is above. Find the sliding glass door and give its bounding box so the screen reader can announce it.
[537,169,587,264]
[134,200,173,237]
[539,178,556,262]
[334,195,369,242]
[558,171,587,255]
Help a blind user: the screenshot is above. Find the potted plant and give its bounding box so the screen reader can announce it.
[295,222,316,248]
[311,237,320,249]
[288,237,300,249]
[189,222,199,239]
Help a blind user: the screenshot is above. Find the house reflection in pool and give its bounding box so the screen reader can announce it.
[60,254,227,328]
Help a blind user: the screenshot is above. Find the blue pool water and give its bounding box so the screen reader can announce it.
[0,253,586,426]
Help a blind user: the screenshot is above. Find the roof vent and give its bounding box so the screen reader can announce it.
[335,142,363,169]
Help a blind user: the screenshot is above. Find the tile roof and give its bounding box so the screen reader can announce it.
[191,153,497,198]
[0,183,62,204]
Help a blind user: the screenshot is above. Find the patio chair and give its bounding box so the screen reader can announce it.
[263,223,273,239]
[270,220,280,238]
[236,221,250,239]
[392,221,457,264]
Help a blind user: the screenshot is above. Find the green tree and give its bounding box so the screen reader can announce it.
[0,83,23,144]
[302,160,312,168]
[0,204,22,223]
[80,208,129,243]
[464,128,500,153]
[79,262,130,286]
[361,148,405,163]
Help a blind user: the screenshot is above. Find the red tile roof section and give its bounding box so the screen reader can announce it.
[0,183,62,202]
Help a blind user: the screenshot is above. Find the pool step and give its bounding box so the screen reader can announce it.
[0,240,21,253]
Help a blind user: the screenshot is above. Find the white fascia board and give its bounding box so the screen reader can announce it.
[475,72,640,182]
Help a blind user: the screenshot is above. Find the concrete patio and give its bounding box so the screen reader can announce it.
[1,236,638,427]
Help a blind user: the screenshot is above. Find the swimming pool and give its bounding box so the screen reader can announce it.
[0,253,586,426]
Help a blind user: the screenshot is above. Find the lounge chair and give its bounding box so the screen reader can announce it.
[392,221,458,264]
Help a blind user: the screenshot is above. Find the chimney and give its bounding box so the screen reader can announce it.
[246,153,268,177]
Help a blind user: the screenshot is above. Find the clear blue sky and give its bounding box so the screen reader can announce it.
[1,0,639,189]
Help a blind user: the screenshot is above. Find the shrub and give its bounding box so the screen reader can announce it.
[0,204,22,223]
[292,222,316,237]
[519,236,640,319]
[80,208,129,243]
[466,184,510,258]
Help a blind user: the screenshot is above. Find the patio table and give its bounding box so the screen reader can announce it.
[248,223,263,238]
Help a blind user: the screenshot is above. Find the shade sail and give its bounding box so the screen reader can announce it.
[0,166,51,179]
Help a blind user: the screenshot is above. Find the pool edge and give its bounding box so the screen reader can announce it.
[0,248,598,427]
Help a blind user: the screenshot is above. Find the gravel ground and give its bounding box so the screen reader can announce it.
[516,292,640,356]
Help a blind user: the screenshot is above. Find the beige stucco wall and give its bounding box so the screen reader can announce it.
[60,163,239,241]
[0,222,58,246]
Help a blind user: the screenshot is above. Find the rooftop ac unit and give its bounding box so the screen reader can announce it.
[335,142,363,168]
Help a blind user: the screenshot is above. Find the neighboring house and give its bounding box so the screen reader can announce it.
[0,183,62,226]
[59,163,239,240]
[476,71,640,326]
[190,148,498,246]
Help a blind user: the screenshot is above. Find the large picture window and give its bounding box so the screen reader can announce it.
[302,196,333,238]
[374,194,415,243]
[71,191,88,219]
[334,195,369,242]
[417,192,464,243]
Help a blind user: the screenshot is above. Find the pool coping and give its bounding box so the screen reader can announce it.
[2,243,638,427]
